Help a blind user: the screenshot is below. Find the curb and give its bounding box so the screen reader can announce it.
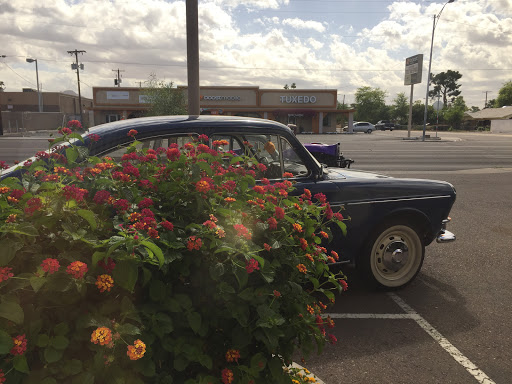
[290,362,326,384]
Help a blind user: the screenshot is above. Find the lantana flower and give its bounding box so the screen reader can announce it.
[0,267,14,282]
[221,368,234,384]
[96,274,114,292]
[66,261,88,279]
[91,327,113,346]
[41,258,60,274]
[127,339,146,360]
[10,334,27,355]
[225,349,240,363]
[245,259,259,274]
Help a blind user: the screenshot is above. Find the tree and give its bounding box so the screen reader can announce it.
[428,70,462,106]
[485,99,496,109]
[354,86,387,123]
[469,106,480,113]
[0,81,4,91]
[284,84,289,89]
[412,100,436,126]
[142,73,187,117]
[290,82,297,89]
[443,96,467,129]
[391,92,409,124]
[495,80,512,107]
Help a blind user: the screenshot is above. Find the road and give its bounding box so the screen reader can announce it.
[1,130,512,383]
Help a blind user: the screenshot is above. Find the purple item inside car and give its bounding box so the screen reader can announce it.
[304,143,339,156]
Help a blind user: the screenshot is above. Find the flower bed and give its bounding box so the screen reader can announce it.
[0,130,347,383]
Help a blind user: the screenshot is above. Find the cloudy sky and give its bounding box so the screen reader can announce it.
[1,0,511,109]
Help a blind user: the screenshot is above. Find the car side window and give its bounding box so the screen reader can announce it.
[210,133,309,180]
[280,137,309,177]
[101,135,197,161]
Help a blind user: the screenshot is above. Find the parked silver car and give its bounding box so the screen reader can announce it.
[353,122,375,133]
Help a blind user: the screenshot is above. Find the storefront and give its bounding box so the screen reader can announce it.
[91,86,354,133]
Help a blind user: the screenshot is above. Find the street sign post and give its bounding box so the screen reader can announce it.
[404,54,424,138]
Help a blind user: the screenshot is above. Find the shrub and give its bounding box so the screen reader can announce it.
[0,130,347,383]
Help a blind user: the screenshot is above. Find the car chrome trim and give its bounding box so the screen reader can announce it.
[342,195,453,206]
[436,229,456,243]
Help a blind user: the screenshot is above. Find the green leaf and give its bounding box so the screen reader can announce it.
[0,222,39,236]
[209,263,225,280]
[50,335,69,350]
[72,372,94,384]
[92,251,107,267]
[36,334,50,348]
[196,161,213,176]
[0,299,24,324]
[65,147,79,163]
[113,260,139,292]
[199,355,212,369]
[187,312,201,334]
[117,323,141,336]
[230,156,244,164]
[337,220,348,236]
[0,239,23,266]
[62,359,83,376]
[13,355,29,373]
[44,347,63,363]
[54,322,69,336]
[141,241,164,267]
[30,276,46,292]
[250,353,267,372]
[233,265,248,289]
[0,329,14,354]
[77,209,97,230]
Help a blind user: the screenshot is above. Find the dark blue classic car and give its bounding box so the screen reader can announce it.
[4,115,456,288]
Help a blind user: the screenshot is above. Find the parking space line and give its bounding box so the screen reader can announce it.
[388,293,496,384]
[325,294,496,384]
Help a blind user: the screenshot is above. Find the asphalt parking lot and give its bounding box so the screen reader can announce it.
[295,130,512,384]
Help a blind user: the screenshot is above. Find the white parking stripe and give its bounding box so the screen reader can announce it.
[388,293,496,384]
[324,294,496,384]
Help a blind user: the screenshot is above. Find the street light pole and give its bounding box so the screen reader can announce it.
[26,58,42,112]
[422,0,454,141]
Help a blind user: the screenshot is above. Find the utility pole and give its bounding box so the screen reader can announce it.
[112,69,125,87]
[67,49,86,123]
[186,0,200,115]
[0,55,6,136]
[483,91,492,109]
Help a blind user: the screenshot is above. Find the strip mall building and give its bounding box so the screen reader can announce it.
[90,86,354,134]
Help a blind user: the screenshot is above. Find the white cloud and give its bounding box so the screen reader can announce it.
[0,0,510,109]
[282,18,326,33]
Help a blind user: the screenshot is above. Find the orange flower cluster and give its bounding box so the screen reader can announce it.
[95,274,114,292]
[127,339,146,360]
[296,264,307,274]
[221,368,234,384]
[66,261,88,279]
[10,334,27,355]
[91,327,113,346]
[225,349,240,363]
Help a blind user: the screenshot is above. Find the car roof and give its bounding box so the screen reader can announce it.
[83,115,293,153]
